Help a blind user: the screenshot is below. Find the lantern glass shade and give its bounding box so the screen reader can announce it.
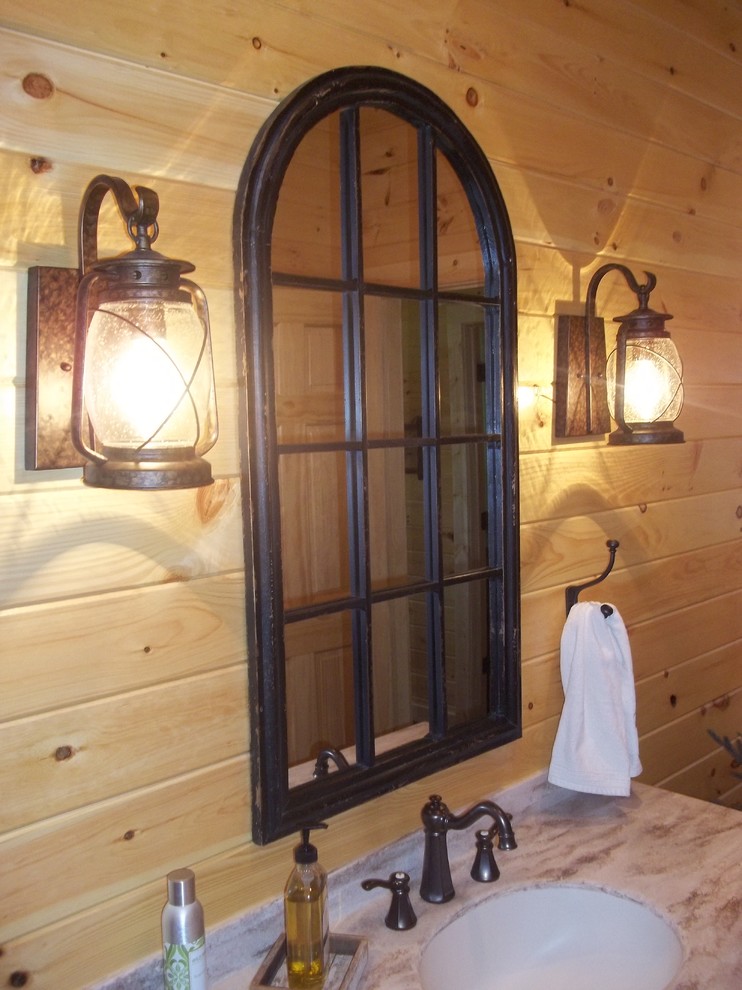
[62,175,220,488]
[606,336,684,425]
[83,296,217,455]
[553,262,685,445]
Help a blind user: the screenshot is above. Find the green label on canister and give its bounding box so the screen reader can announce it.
[163,936,206,990]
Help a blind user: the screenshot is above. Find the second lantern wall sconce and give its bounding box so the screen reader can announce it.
[555,263,684,445]
[26,174,218,489]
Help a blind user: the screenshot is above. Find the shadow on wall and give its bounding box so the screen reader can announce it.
[520,480,645,592]
[444,11,693,311]
[1,477,244,610]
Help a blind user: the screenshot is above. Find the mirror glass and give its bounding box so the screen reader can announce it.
[235,68,520,842]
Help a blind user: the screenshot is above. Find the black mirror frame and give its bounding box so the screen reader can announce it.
[233,66,521,843]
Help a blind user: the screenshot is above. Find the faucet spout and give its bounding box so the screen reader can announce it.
[419,794,516,904]
[448,800,517,851]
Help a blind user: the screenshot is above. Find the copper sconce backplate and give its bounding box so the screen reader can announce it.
[554,311,611,438]
[25,266,84,470]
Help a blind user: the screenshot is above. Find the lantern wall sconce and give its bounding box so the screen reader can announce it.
[554,263,684,445]
[25,174,218,489]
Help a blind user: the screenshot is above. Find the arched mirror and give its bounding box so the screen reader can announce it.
[234,67,520,843]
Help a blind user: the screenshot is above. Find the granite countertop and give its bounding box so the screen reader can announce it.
[99,773,742,989]
[332,777,742,990]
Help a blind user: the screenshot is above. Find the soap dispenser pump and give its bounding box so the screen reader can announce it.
[284,822,329,989]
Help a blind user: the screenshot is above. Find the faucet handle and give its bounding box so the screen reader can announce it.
[470,828,500,883]
[361,871,417,930]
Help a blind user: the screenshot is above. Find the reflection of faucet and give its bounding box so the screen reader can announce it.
[420,794,517,903]
[312,747,350,779]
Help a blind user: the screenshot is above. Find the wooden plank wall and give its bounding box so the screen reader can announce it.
[0,0,740,985]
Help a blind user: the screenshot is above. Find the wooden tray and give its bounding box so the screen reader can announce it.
[250,932,368,990]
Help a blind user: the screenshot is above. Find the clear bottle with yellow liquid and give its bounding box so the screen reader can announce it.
[284,823,329,988]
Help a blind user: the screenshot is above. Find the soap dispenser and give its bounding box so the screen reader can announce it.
[284,822,329,988]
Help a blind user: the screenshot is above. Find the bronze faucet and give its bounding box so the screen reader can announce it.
[312,747,350,778]
[420,794,517,903]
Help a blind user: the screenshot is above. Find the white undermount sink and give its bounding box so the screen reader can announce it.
[419,884,684,990]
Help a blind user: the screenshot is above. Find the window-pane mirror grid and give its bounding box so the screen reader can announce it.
[235,67,520,843]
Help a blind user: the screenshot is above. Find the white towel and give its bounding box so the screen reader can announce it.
[548,601,642,797]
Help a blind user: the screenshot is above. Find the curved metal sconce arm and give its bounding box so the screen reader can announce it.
[78,174,160,273]
[585,263,656,324]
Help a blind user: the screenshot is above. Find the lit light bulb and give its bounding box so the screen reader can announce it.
[607,340,683,426]
[83,299,212,450]
[104,335,187,443]
[623,358,670,422]
[517,385,538,409]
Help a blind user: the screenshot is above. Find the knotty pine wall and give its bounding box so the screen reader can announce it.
[1,1,741,986]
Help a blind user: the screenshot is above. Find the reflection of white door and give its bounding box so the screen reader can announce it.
[284,615,354,767]
[274,314,355,764]
[274,301,415,763]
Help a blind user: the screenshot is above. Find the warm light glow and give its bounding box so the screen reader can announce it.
[83,298,217,452]
[624,359,670,421]
[102,335,189,443]
[517,384,538,409]
[607,339,683,424]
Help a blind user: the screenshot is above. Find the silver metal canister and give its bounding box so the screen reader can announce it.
[162,868,207,989]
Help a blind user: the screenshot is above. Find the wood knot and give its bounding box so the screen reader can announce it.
[197,478,230,524]
[30,157,53,174]
[22,72,54,100]
[54,745,74,762]
[9,972,29,987]
[163,568,189,583]
[465,87,479,107]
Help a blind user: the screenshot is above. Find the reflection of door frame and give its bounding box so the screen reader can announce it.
[445,318,488,722]
[365,297,413,737]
